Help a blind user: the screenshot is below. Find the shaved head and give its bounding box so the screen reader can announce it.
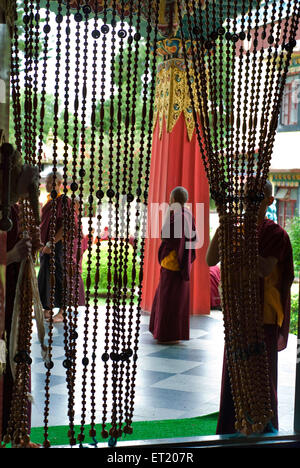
[170,186,189,206]
[264,179,273,198]
[46,171,63,183]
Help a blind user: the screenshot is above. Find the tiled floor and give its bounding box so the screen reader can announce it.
[30,309,298,435]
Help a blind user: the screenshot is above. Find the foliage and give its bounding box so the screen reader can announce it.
[81,241,140,298]
[290,292,299,336]
[205,37,234,152]
[81,42,152,203]
[14,1,47,59]
[286,216,300,278]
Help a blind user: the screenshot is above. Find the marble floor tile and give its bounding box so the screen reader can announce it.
[29,310,297,435]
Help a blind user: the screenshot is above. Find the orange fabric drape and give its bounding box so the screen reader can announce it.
[141,113,210,315]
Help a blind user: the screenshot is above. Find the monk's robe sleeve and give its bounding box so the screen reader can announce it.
[259,220,294,351]
[159,209,197,282]
[40,195,73,245]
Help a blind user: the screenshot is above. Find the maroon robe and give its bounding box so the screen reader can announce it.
[209,265,221,309]
[216,219,294,434]
[1,205,31,437]
[149,208,196,342]
[258,219,294,352]
[38,195,85,308]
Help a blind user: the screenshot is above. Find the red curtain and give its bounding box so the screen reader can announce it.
[141,113,210,315]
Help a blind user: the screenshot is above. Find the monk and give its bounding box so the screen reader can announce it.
[1,151,41,447]
[38,172,85,323]
[206,180,294,434]
[149,187,197,344]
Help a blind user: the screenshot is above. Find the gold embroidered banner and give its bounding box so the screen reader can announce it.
[153,57,201,141]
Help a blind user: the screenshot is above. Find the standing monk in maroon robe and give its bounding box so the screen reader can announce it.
[1,157,41,447]
[38,172,85,323]
[206,180,294,434]
[149,187,197,344]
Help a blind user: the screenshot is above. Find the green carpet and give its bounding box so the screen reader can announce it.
[30,413,218,446]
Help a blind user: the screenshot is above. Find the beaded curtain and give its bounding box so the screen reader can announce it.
[177,0,299,434]
[4,0,299,448]
[7,0,160,448]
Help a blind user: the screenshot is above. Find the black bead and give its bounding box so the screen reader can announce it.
[205,40,213,50]
[110,352,119,362]
[74,13,83,22]
[63,359,72,369]
[101,24,109,34]
[285,38,296,51]
[70,331,78,340]
[45,360,54,370]
[134,32,141,41]
[225,32,232,41]
[82,357,89,366]
[268,35,274,44]
[82,4,92,15]
[43,24,51,34]
[79,168,86,177]
[118,29,127,39]
[102,352,109,362]
[124,348,133,358]
[217,27,226,36]
[210,31,218,41]
[119,353,128,362]
[107,188,115,199]
[51,190,57,199]
[96,189,104,200]
[127,193,134,203]
[56,14,63,23]
[231,34,239,43]
[239,31,246,41]
[92,30,100,39]
[70,182,78,192]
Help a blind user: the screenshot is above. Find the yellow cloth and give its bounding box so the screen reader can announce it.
[160,250,180,271]
[263,265,284,326]
[46,192,62,203]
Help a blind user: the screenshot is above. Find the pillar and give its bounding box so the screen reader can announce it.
[141,40,210,315]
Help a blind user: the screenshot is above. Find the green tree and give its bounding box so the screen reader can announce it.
[82,42,153,203]
[9,89,56,148]
[286,216,300,277]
